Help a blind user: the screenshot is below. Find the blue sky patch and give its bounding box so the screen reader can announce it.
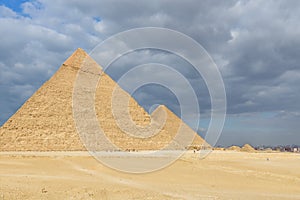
[93,16,101,23]
[1,0,29,13]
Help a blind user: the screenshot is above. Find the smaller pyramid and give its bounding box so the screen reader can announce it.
[227,145,241,151]
[241,144,256,152]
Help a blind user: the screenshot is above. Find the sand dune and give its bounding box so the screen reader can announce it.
[0,150,299,200]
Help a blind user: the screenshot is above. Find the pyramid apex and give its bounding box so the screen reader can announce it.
[62,48,89,68]
[71,47,88,57]
[155,105,174,114]
[159,105,167,109]
[75,47,86,53]
[150,104,166,114]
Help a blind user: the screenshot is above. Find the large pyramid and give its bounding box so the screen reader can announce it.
[0,49,210,151]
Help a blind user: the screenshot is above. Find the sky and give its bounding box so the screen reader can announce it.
[0,0,299,147]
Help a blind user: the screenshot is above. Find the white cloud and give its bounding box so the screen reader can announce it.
[0,0,300,146]
[0,5,17,18]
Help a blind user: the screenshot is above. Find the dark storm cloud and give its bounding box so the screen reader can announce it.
[105,49,211,119]
[221,1,300,116]
[0,0,299,145]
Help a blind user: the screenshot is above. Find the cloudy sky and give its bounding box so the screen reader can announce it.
[0,0,299,146]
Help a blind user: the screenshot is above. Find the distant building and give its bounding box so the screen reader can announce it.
[284,146,292,152]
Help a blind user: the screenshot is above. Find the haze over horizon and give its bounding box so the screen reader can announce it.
[0,0,299,146]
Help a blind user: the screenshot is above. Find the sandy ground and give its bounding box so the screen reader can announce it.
[0,150,300,200]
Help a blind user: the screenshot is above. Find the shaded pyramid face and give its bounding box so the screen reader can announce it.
[0,49,209,151]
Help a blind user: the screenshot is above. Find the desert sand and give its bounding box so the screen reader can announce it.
[0,150,299,200]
